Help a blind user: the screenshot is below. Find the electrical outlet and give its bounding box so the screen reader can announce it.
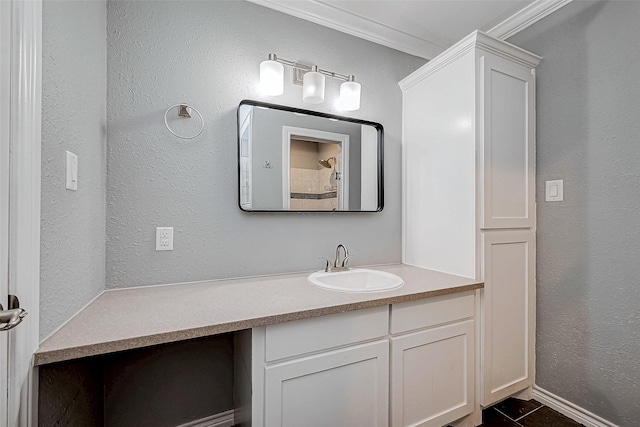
[156,227,173,251]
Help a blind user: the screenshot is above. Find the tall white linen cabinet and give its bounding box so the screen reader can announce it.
[400,31,541,424]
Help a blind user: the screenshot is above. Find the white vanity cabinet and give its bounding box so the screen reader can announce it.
[399,30,540,412]
[237,292,477,427]
[245,306,390,427]
[390,292,475,427]
[480,230,535,404]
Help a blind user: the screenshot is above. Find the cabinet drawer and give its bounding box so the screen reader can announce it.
[265,305,388,362]
[391,292,474,334]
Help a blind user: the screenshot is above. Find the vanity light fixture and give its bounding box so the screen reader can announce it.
[259,54,284,96]
[302,65,325,104]
[339,75,361,111]
[259,53,361,111]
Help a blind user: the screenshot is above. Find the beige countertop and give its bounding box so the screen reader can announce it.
[35,264,483,366]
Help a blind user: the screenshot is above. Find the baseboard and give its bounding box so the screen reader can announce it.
[166,386,620,427]
[175,409,235,427]
[532,386,619,427]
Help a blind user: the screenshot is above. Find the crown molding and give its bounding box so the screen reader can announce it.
[247,0,446,59]
[398,33,476,91]
[487,0,573,40]
[249,0,571,60]
[399,31,541,91]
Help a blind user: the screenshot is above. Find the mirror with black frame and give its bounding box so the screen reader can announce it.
[237,100,384,212]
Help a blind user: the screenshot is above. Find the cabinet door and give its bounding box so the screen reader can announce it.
[480,230,535,405]
[479,54,535,229]
[391,320,474,427]
[264,340,389,427]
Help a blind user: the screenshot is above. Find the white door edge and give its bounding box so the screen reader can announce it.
[1,0,12,423]
[3,0,42,426]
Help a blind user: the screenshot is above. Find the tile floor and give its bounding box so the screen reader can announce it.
[481,398,585,426]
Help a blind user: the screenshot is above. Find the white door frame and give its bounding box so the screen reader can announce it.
[281,126,350,210]
[1,0,42,426]
[1,1,12,422]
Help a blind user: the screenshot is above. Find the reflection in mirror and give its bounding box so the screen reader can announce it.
[237,100,383,212]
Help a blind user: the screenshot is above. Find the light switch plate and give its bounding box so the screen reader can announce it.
[156,227,173,251]
[545,180,563,202]
[66,151,78,191]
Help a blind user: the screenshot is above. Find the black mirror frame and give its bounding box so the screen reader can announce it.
[236,99,384,213]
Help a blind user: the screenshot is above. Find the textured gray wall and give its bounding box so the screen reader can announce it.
[41,0,107,340]
[38,357,104,427]
[509,1,640,424]
[106,1,425,288]
[104,334,234,427]
[38,334,233,425]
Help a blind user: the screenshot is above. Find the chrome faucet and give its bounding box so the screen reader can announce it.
[325,244,351,272]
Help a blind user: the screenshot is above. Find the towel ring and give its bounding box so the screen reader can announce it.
[164,103,204,140]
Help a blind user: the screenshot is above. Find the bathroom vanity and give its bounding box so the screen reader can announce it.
[35,265,482,426]
[400,30,540,416]
[238,291,475,427]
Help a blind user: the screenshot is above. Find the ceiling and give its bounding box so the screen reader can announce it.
[248,0,571,59]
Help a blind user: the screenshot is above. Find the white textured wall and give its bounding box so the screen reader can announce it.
[106,1,425,287]
[41,0,107,340]
[509,1,640,424]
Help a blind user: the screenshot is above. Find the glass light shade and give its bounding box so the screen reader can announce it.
[260,60,284,96]
[339,80,361,111]
[302,71,325,104]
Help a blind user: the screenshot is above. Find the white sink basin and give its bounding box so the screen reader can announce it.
[307,268,404,293]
